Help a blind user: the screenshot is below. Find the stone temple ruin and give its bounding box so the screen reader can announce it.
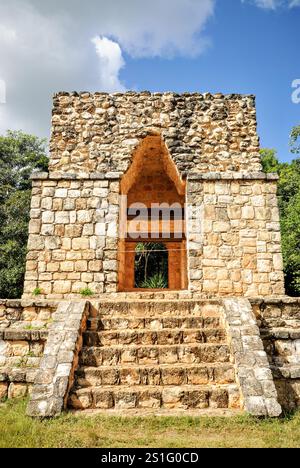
[1,91,300,417]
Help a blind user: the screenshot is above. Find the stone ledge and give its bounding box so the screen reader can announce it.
[249,296,300,306]
[0,329,48,341]
[271,365,300,380]
[30,172,122,181]
[0,368,38,384]
[53,91,256,99]
[0,299,59,308]
[30,171,279,182]
[187,172,279,181]
[0,299,22,307]
[260,328,300,340]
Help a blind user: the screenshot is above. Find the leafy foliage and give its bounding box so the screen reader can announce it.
[290,125,300,155]
[0,131,48,298]
[80,288,94,297]
[141,273,168,289]
[135,243,168,289]
[261,147,300,295]
[32,288,42,297]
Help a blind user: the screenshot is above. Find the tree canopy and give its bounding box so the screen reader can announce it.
[0,131,48,298]
[261,145,300,296]
[290,125,300,155]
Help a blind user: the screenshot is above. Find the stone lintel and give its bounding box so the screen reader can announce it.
[249,296,300,306]
[30,171,279,182]
[30,172,122,181]
[53,91,256,100]
[187,172,279,181]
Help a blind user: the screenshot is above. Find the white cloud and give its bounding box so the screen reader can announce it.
[254,0,280,9]
[247,0,300,8]
[0,0,215,138]
[93,0,215,58]
[91,36,126,92]
[28,0,215,59]
[0,25,17,43]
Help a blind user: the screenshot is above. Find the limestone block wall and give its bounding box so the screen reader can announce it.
[0,300,57,400]
[187,174,285,297]
[23,172,285,298]
[0,299,56,329]
[23,91,285,298]
[251,298,300,410]
[23,176,120,299]
[49,92,261,175]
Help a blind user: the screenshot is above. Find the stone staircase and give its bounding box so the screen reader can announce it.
[68,299,241,413]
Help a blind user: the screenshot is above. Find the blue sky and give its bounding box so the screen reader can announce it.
[0,0,299,162]
[120,1,300,162]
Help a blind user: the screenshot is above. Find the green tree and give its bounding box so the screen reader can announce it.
[0,131,48,298]
[290,125,300,154]
[261,145,300,296]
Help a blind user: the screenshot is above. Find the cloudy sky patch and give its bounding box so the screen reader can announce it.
[0,0,299,161]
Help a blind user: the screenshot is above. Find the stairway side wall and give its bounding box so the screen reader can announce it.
[0,300,58,400]
[252,298,300,410]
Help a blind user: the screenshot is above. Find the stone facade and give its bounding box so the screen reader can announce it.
[24,176,119,298]
[23,92,285,298]
[3,91,299,418]
[0,295,300,416]
[49,92,261,175]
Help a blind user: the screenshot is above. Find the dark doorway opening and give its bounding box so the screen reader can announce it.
[135,243,168,289]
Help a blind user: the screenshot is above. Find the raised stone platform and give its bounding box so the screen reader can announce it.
[1,295,300,417]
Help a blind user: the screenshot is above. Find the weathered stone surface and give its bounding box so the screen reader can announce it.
[0,382,8,400]
[27,301,89,418]
[8,383,28,399]
[223,298,282,417]
[21,91,286,299]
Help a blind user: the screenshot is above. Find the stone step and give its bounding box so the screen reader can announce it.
[80,343,231,367]
[75,363,236,387]
[271,364,300,379]
[87,316,222,331]
[89,300,223,318]
[68,384,240,411]
[83,328,226,347]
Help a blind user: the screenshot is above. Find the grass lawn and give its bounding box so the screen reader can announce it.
[0,399,300,448]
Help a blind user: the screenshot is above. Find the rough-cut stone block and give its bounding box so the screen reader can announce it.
[223,298,282,417]
[27,301,89,418]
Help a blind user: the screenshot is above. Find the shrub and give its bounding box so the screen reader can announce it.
[80,288,94,297]
[141,273,168,289]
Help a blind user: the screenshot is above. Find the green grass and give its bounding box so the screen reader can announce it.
[32,288,42,297]
[1,399,300,448]
[80,288,94,297]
